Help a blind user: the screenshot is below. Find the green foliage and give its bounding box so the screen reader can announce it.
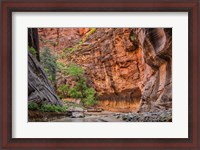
[40,104,67,112]
[68,87,82,98]
[57,62,68,75]
[76,77,87,91]
[60,28,96,55]
[28,102,67,112]
[65,64,97,106]
[57,84,69,98]
[79,40,83,45]
[86,28,96,37]
[40,47,57,82]
[28,47,37,56]
[66,64,84,78]
[68,47,75,52]
[58,84,67,93]
[90,28,96,34]
[28,102,39,110]
[82,28,96,42]
[84,88,95,97]
[83,88,97,106]
[84,97,97,106]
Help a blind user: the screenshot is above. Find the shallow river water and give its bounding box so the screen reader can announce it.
[51,111,125,122]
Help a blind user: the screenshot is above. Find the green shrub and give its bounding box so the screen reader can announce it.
[28,47,37,56]
[68,87,82,98]
[40,104,54,112]
[57,84,69,98]
[57,62,68,75]
[67,64,84,78]
[65,64,98,106]
[28,102,67,112]
[84,97,97,106]
[76,77,87,89]
[84,88,95,97]
[55,105,67,112]
[40,47,57,82]
[28,102,39,110]
[39,104,67,112]
[83,88,97,106]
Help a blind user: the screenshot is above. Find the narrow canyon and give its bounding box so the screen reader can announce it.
[28,28,172,122]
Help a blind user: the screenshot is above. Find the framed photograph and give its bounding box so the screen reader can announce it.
[1,0,199,149]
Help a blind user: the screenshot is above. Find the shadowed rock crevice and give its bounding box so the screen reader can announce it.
[138,28,172,112]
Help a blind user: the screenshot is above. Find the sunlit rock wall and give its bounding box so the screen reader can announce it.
[38,28,172,113]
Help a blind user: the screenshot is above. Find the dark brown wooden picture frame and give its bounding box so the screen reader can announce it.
[0,0,199,149]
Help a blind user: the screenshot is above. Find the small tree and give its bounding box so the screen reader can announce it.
[83,88,97,106]
[67,64,86,98]
[68,87,82,99]
[66,64,84,79]
[66,64,97,106]
[40,47,57,82]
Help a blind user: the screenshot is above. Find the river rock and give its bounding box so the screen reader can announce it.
[121,111,172,122]
[71,112,85,118]
[68,107,84,112]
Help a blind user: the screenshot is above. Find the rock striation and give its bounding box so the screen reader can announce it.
[38,28,172,113]
[28,52,63,105]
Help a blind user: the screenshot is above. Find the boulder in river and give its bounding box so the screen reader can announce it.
[71,112,85,118]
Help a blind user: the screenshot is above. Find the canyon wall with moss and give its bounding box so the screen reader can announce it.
[38,28,172,113]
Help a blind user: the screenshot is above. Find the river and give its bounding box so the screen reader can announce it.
[51,111,125,122]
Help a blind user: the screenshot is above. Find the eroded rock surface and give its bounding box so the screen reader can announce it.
[38,28,172,113]
[28,52,63,105]
[38,28,82,53]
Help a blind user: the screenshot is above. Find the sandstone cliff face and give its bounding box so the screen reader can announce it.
[38,28,172,113]
[28,52,63,105]
[137,28,172,112]
[38,28,82,53]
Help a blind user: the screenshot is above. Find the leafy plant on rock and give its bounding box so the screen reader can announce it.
[28,102,39,110]
[28,46,37,56]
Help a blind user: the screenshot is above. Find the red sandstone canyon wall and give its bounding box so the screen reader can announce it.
[38,28,172,113]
